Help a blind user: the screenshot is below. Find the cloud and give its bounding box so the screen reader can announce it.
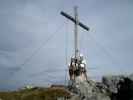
[0,0,133,90]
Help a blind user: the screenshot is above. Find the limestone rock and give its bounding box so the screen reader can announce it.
[68,74,133,100]
[69,78,110,100]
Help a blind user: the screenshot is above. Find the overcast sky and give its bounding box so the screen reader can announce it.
[0,0,133,90]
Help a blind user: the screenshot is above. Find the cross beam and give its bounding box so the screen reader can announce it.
[60,11,89,31]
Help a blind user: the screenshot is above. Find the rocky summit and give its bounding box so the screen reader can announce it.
[0,74,133,100]
[68,74,133,100]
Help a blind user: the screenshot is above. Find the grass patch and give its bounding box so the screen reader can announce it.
[0,87,71,100]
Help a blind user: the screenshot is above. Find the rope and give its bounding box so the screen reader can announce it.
[85,31,122,72]
[13,0,67,75]
[11,22,65,76]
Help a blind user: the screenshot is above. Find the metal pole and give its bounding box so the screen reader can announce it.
[74,6,79,59]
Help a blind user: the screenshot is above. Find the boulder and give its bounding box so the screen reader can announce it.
[68,74,133,100]
[69,78,110,100]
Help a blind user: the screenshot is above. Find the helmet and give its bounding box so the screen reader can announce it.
[80,63,85,68]
[80,53,83,57]
[80,53,84,61]
[82,59,87,65]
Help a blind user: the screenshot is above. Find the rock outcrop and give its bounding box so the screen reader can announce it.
[102,75,133,100]
[67,74,133,100]
[68,78,110,100]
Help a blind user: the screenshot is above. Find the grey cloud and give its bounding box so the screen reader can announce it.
[0,0,133,90]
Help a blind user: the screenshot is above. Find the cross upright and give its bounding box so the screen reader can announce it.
[61,6,89,82]
[61,6,89,59]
